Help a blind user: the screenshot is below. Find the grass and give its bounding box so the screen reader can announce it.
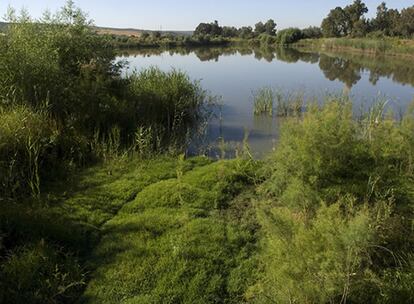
[1,155,261,303]
[295,37,414,57]
[3,96,414,303]
[253,87,273,116]
[81,159,260,303]
[275,90,304,117]
[0,155,214,303]
[253,87,305,117]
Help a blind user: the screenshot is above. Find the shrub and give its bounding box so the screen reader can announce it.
[301,26,323,39]
[276,28,304,45]
[0,105,57,197]
[0,241,85,304]
[254,98,414,302]
[127,67,210,149]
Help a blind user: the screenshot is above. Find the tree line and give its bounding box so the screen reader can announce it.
[194,19,278,39]
[193,1,414,43]
[322,1,414,38]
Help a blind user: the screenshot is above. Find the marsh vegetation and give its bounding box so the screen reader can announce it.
[1,1,414,304]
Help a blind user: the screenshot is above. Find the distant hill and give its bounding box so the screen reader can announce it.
[0,22,193,36]
[94,26,193,37]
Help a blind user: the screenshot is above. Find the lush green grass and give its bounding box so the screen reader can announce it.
[0,156,216,303]
[295,38,414,57]
[3,97,414,303]
[81,159,260,303]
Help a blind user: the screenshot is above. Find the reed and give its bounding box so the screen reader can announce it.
[253,87,274,116]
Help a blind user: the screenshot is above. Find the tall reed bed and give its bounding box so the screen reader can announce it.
[253,87,306,117]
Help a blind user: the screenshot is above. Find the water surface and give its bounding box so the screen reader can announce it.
[119,46,414,158]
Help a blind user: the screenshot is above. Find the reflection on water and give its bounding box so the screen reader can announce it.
[120,46,414,158]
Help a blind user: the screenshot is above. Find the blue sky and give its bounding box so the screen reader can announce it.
[1,0,412,30]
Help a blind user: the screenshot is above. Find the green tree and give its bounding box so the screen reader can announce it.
[276,28,304,44]
[239,26,253,39]
[264,19,277,36]
[351,18,369,37]
[373,2,390,32]
[254,21,266,35]
[222,26,238,37]
[321,7,351,37]
[344,0,368,32]
[194,22,211,36]
[301,26,323,39]
[194,20,222,36]
[399,6,414,37]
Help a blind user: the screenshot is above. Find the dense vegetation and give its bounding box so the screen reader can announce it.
[253,99,414,303]
[0,3,209,199]
[321,1,414,38]
[2,1,414,303]
[107,1,413,51]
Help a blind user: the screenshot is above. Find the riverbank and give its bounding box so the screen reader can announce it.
[2,3,414,303]
[294,38,414,58]
[3,97,414,303]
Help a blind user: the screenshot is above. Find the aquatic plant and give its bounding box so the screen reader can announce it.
[253,87,274,116]
[275,89,305,117]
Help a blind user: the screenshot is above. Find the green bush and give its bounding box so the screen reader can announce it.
[253,200,392,303]
[0,241,85,304]
[0,105,57,197]
[254,98,414,302]
[127,67,210,149]
[276,28,304,45]
[260,99,414,208]
[258,33,276,45]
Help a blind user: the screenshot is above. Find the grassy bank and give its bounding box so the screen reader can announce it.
[1,156,258,303]
[4,96,414,303]
[2,2,414,303]
[295,38,414,57]
[81,159,259,303]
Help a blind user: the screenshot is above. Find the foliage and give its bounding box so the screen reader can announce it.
[0,3,210,198]
[253,98,414,302]
[301,26,323,39]
[296,36,414,57]
[253,87,274,116]
[276,28,304,44]
[0,241,86,304]
[321,1,414,38]
[126,67,210,150]
[0,105,58,198]
[194,20,223,37]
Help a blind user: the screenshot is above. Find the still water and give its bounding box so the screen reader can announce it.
[119,46,414,158]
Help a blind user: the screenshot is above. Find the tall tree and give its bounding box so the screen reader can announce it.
[398,6,414,37]
[254,21,266,35]
[264,19,277,36]
[239,26,253,39]
[194,21,222,36]
[345,0,368,23]
[344,0,368,32]
[373,2,390,32]
[321,7,351,37]
[222,26,238,37]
